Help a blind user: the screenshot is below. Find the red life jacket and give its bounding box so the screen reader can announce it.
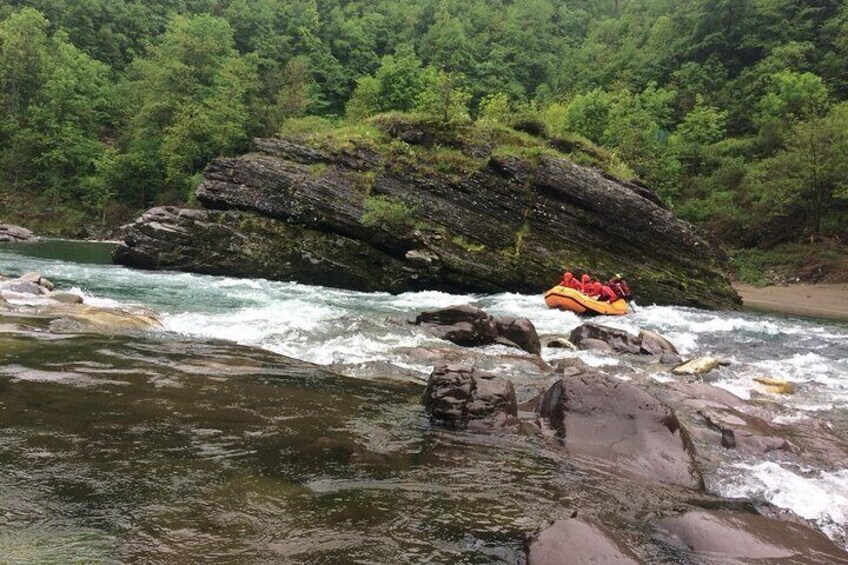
[599,285,618,302]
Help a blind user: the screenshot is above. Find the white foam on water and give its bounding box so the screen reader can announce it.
[68,287,117,308]
[716,462,848,543]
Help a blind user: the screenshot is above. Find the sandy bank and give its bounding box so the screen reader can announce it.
[734,283,848,322]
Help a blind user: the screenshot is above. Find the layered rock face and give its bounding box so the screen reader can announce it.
[115,120,740,308]
[0,223,36,242]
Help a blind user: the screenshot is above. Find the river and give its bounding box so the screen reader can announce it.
[1,240,847,563]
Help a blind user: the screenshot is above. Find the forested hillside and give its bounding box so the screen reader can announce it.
[1,0,847,267]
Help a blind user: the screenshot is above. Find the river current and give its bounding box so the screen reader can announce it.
[1,240,847,563]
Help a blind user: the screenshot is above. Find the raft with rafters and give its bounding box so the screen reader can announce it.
[543,285,629,316]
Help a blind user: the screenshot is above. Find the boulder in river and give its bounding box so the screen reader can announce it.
[50,292,84,305]
[0,223,36,242]
[569,324,679,357]
[568,323,642,354]
[526,516,644,564]
[536,373,703,489]
[423,365,518,430]
[113,117,740,309]
[414,305,541,355]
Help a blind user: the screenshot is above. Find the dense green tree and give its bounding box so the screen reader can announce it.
[416,68,471,123]
[118,14,258,203]
[752,103,848,236]
[0,8,112,206]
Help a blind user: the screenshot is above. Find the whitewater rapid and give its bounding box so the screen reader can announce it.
[2,241,848,545]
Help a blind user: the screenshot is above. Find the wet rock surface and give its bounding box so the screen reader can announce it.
[423,365,519,429]
[527,517,645,565]
[413,304,541,355]
[0,271,159,333]
[569,323,677,357]
[114,120,740,309]
[536,372,703,489]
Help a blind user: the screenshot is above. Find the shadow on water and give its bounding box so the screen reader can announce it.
[0,239,117,266]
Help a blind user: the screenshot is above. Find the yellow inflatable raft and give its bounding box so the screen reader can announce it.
[543,285,629,316]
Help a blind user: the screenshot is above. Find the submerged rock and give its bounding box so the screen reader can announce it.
[672,356,727,376]
[423,365,518,429]
[0,223,36,242]
[638,329,678,356]
[413,305,541,355]
[753,376,795,395]
[527,517,645,565]
[536,373,703,489]
[114,120,740,309]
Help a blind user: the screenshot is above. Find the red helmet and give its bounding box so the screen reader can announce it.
[581,274,591,283]
[564,272,573,280]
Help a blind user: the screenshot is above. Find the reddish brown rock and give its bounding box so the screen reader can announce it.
[527,517,645,564]
[653,510,848,563]
[423,365,518,430]
[537,373,703,489]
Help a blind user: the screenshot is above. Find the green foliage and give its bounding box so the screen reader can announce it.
[359,195,416,231]
[0,0,847,245]
[477,93,512,123]
[416,68,471,124]
[750,102,848,236]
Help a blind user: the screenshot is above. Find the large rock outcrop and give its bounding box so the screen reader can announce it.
[115,118,740,308]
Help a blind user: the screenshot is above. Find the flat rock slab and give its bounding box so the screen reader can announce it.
[527,517,645,564]
[652,510,848,563]
[537,373,703,489]
[672,356,726,376]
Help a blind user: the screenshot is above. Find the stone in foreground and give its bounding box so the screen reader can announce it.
[536,373,702,489]
[652,510,848,563]
[423,365,518,429]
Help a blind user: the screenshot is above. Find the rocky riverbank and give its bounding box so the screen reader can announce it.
[114,117,740,309]
[414,305,848,560]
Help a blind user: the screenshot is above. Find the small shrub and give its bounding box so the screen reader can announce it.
[360,195,416,231]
